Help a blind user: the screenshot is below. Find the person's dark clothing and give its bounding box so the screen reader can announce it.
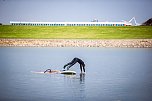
[44,69,51,73]
[63,57,85,72]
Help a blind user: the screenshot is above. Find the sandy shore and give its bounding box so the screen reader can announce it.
[0,39,152,48]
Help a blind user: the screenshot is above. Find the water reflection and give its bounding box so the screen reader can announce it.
[63,73,86,101]
[0,47,152,101]
[63,73,85,84]
[80,73,85,84]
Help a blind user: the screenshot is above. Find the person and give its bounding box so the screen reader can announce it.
[63,57,85,73]
[44,69,61,73]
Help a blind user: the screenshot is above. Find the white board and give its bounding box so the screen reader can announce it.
[60,70,76,75]
[31,71,61,74]
[31,71,44,74]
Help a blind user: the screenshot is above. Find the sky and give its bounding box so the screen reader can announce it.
[0,0,152,24]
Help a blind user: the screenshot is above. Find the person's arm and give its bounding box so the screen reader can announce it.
[63,64,67,69]
[44,69,51,73]
[63,58,76,69]
[63,62,71,69]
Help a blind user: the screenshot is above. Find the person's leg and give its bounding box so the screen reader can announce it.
[80,64,83,73]
[83,65,85,72]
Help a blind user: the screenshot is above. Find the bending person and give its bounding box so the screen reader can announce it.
[63,57,85,73]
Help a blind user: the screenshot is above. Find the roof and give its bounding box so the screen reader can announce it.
[10,21,132,25]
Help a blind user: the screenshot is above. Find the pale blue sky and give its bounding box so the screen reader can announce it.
[0,0,152,24]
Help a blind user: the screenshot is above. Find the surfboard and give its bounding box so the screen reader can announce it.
[31,71,45,74]
[31,70,61,74]
[60,70,76,75]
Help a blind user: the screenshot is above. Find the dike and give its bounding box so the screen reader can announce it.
[0,39,152,48]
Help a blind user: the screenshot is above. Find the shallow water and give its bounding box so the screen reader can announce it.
[0,47,152,101]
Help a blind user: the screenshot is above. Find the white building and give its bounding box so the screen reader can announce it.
[10,21,132,26]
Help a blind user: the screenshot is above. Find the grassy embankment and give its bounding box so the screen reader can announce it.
[0,25,152,39]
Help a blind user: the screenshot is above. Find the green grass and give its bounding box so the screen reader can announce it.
[0,25,152,39]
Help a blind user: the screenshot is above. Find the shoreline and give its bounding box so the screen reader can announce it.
[0,39,152,48]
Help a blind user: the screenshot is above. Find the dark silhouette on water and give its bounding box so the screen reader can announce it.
[63,57,85,73]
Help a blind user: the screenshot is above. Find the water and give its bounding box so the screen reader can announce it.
[0,47,152,101]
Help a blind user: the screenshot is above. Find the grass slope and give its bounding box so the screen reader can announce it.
[0,25,152,39]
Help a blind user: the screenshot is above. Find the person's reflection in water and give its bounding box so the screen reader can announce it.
[63,73,86,100]
[79,73,86,101]
[80,73,85,84]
